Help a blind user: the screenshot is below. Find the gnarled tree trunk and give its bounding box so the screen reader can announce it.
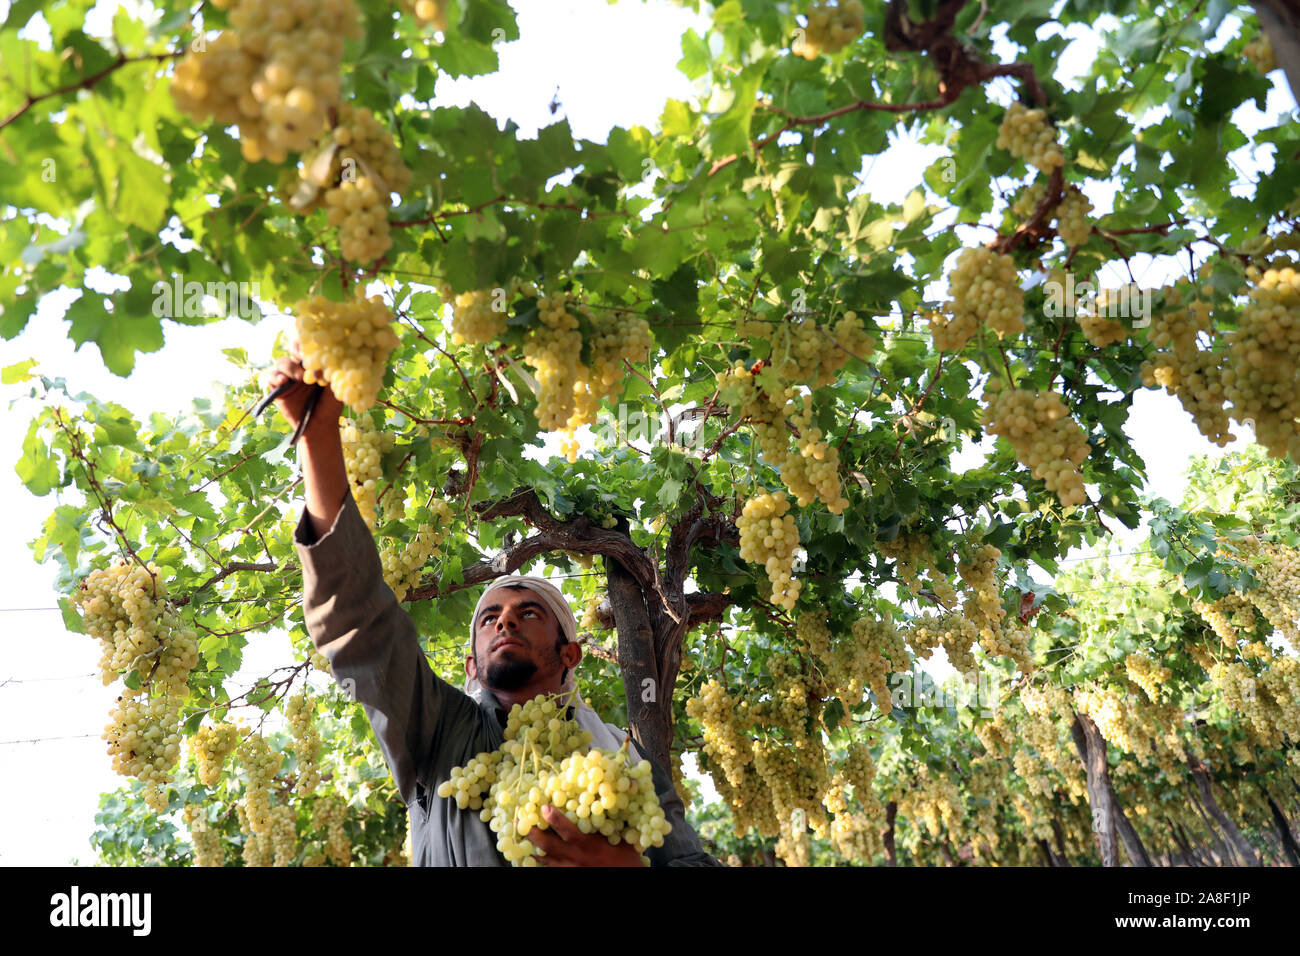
[1071,712,1119,866]
[1191,763,1261,867]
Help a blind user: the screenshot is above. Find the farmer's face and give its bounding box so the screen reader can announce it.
[468,587,566,691]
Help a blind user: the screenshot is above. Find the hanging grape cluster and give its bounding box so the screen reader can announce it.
[296,291,401,413]
[940,247,1025,347]
[996,102,1065,173]
[793,1,866,59]
[341,414,396,529]
[380,498,455,601]
[73,561,199,810]
[736,490,802,610]
[171,0,361,164]
[981,382,1091,508]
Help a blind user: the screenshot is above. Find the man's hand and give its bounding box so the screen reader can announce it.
[266,343,344,440]
[266,344,349,539]
[526,805,646,867]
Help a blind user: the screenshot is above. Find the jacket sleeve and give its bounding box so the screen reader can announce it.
[633,741,726,868]
[294,490,480,807]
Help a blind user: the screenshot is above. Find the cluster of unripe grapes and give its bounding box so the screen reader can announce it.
[981,383,1090,507]
[380,498,454,601]
[793,1,865,59]
[312,796,352,866]
[437,693,669,865]
[340,415,396,529]
[517,290,653,459]
[296,291,401,414]
[996,102,1065,174]
[1124,652,1171,702]
[767,311,875,389]
[1236,537,1300,652]
[191,722,240,787]
[1055,187,1093,248]
[287,693,322,796]
[171,0,360,164]
[442,285,509,346]
[717,361,849,514]
[75,561,200,808]
[1139,287,1234,446]
[184,805,225,867]
[943,247,1025,346]
[1222,264,1300,461]
[737,490,802,610]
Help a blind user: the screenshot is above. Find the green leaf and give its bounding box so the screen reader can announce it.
[1,358,37,383]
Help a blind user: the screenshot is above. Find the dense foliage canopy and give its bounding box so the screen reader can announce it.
[3,0,1299,866]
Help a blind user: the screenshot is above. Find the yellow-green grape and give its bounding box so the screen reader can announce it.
[191,722,240,787]
[1055,187,1093,248]
[1010,181,1046,220]
[1124,652,1171,702]
[769,311,875,389]
[685,680,754,790]
[1075,685,1132,752]
[737,491,802,611]
[331,105,411,195]
[103,691,183,802]
[523,292,584,431]
[947,247,1025,339]
[980,384,1090,508]
[267,804,298,866]
[236,731,283,838]
[1222,264,1300,460]
[401,0,448,30]
[1079,289,1129,348]
[171,0,361,164]
[1236,538,1300,652]
[996,101,1065,174]
[926,306,978,352]
[312,796,351,866]
[442,285,508,346]
[184,804,224,867]
[73,561,198,696]
[340,415,395,529]
[1244,32,1277,73]
[793,1,865,59]
[1140,290,1234,446]
[296,292,401,412]
[381,499,454,601]
[286,693,322,795]
[851,614,908,712]
[324,175,393,263]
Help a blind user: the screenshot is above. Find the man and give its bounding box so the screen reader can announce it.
[269,354,721,867]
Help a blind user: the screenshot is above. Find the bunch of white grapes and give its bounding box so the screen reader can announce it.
[793,1,865,59]
[996,102,1065,174]
[1078,288,1129,348]
[1222,263,1300,460]
[980,383,1090,507]
[1055,187,1093,248]
[1124,652,1171,702]
[191,722,240,787]
[947,246,1025,339]
[103,693,183,810]
[171,0,361,164]
[522,292,585,431]
[184,805,224,867]
[381,498,455,601]
[737,490,802,611]
[1139,288,1234,446]
[442,285,508,346]
[340,415,395,529]
[286,692,322,795]
[317,106,412,263]
[437,693,670,865]
[768,311,875,389]
[312,796,352,866]
[296,291,401,413]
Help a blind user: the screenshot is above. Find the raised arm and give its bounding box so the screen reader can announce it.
[272,355,480,807]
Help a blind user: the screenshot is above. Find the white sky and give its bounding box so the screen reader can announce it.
[0,0,1294,864]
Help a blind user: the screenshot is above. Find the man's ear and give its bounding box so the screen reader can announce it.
[560,640,582,670]
[465,653,477,680]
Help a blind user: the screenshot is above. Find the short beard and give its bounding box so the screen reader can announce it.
[482,655,539,691]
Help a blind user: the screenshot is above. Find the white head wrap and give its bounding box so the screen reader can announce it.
[464,575,633,756]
